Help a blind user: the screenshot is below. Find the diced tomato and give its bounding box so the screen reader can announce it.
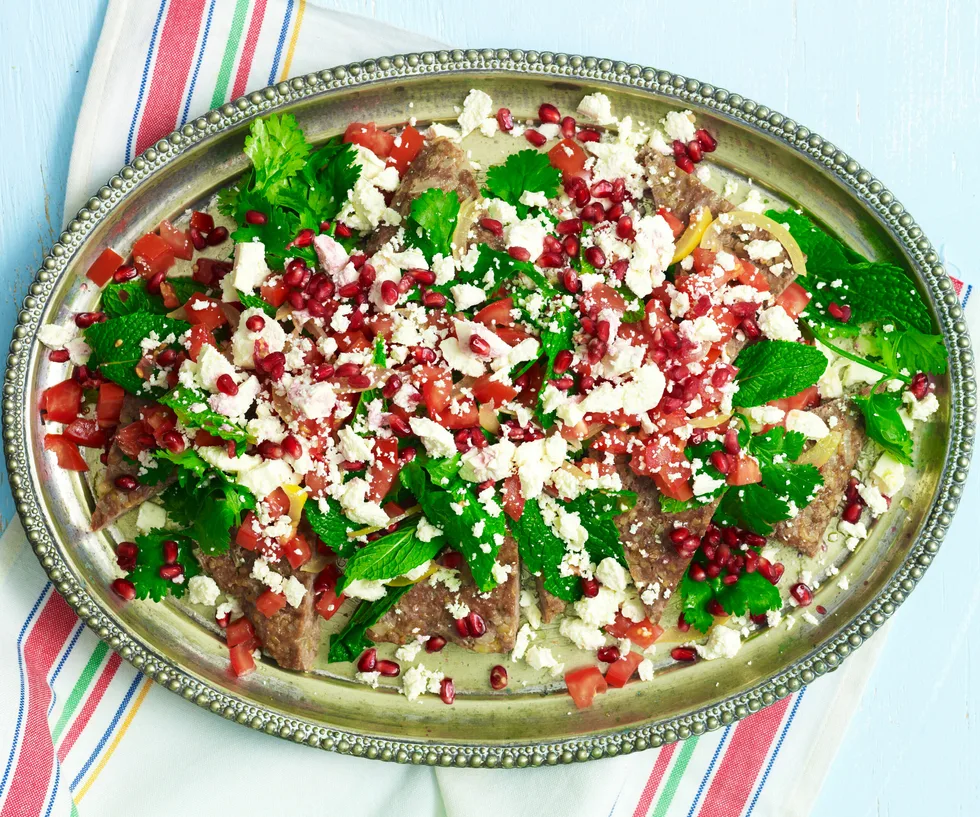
[412,365,452,413]
[727,453,762,486]
[565,666,608,709]
[63,419,107,448]
[386,124,425,174]
[226,616,256,647]
[265,488,291,520]
[471,374,518,408]
[366,437,401,502]
[314,564,346,621]
[132,232,175,278]
[96,382,126,429]
[260,277,288,308]
[194,429,225,447]
[284,534,312,570]
[771,384,821,412]
[141,404,177,439]
[495,326,531,346]
[605,651,644,688]
[647,409,689,435]
[582,283,627,315]
[235,512,264,552]
[430,400,479,430]
[690,249,740,285]
[189,210,214,233]
[343,121,394,159]
[186,324,216,362]
[635,435,694,500]
[255,589,287,618]
[734,259,770,292]
[41,379,83,423]
[501,474,525,522]
[115,422,150,458]
[775,282,811,319]
[158,281,181,310]
[183,292,227,331]
[589,427,629,455]
[44,434,88,471]
[228,643,256,677]
[625,620,664,649]
[334,330,371,353]
[644,296,673,332]
[474,297,514,328]
[366,314,394,341]
[604,612,632,639]
[653,471,694,502]
[657,207,684,239]
[158,219,194,261]
[86,248,124,287]
[193,257,231,288]
[547,138,588,179]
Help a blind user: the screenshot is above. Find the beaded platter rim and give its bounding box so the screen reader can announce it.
[3,48,976,768]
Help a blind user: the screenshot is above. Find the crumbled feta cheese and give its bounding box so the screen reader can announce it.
[637,658,655,681]
[525,646,564,678]
[282,575,307,608]
[238,458,294,500]
[458,88,494,137]
[559,617,607,651]
[871,452,906,496]
[228,241,272,295]
[858,483,889,516]
[135,501,167,533]
[662,110,696,143]
[401,664,444,701]
[577,92,615,125]
[573,587,623,629]
[744,239,784,262]
[335,478,390,527]
[395,640,423,662]
[409,417,457,459]
[450,283,487,311]
[785,409,830,440]
[344,579,388,601]
[757,305,802,342]
[904,390,939,422]
[187,575,220,606]
[693,625,742,660]
[512,623,535,662]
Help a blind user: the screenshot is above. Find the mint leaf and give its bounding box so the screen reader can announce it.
[420,453,462,487]
[483,149,560,213]
[732,340,827,408]
[304,496,358,559]
[400,460,505,592]
[405,188,460,261]
[236,290,277,317]
[158,386,248,453]
[128,529,201,602]
[327,585,412,664]
[508,497,581,602]
[338,521,444,590]
[244,113,311,199]
[875,326,947,376]
[564,491,633,568]
[85,314,190,396]
[852,391,914,465]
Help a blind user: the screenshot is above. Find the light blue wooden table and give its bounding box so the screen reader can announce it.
[2,1,977,814]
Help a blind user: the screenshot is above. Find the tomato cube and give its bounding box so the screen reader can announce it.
[255,589,287,618]
[604,651,644,688]
[501,474,525,522]
[284,534,312,570]
[625,620,664,649]
[189,210,215,233]
[228,643,256,677]
[64,419,107,448]
[315,589,345,621]
[471,374,518,408]
[44,434,88,471]
[96,382,126,429]
[366,437,401,502]
[41,379,83,423]
[343,121,395,159]
[565,665,608,709]
[548,138,588,180]
[86,248,124,287]
[158,220,194,261]
[386,124,425,174]
[474,297,514,328]
[225,616,255,648]
[132,232,175,278]
[235,512,264,552]
[183,292,227,331]
[604,612,633,639]
[260,277,288,308]
[186,324,216,362]
[775,282,811,319]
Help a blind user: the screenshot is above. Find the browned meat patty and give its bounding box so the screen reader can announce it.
[197,545,320,671]
[639,148,734,224]
[365,137,479,255]
[773,399,866,557]
[90,434,175,531]
[368,536,521,653]
[614,467,718,624]
[535,577,566,624]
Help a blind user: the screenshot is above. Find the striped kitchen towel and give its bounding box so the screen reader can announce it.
[2,1,974,816]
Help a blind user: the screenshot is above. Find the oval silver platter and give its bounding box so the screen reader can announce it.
[4,49,976,767]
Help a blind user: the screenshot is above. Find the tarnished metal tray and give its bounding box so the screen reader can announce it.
[3,50,975,767]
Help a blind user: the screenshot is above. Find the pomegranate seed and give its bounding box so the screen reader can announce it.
[454,617,470,637]
[426,635,447,653]
[258,441,283,460]
[490,664,508,690]
[560,234,580,258]
[355,264,376,288]
[244,314,266,334]
[215,374,238,396]
[689,563,707,582]
[245,209,268,225]
[596,320,611,343]
[292,228,315,248]
[552,349,574,374]
[466,612,486,638]
[381,376,403,400]
[189,226,207,251]
[574,184,591,207]
[111,578,136,601]
[369,280,396,308]
[587,338,607,364]
[691,295,711,318]
[280,435,302,459]
[387,414,411,437]
[745,533,767,547]
[709,450,731,474]
[908,372,930,400]
[346,374,370,390]
[584,246,606,269]
[560,115,577,138]
[413,346,437,364]
[597,645,621,664]
[525,129,547,147]
[156,348,178,367]
[687,140,704,163]
[842,502,863,524]
[671,647,697,662]
[286,291,306,310]
[313,363,335,382]
[376,659,400,677]
[790,583,813,607]
[508,246,531,262]
[677,613,691,633]
[207,226,229,245]
[74,312,105,329]
[695,129,718,152]
[479,217,503,236]
[357,648,377,673]
[535,251,563,269]
[672,139,689,159]
[114,475,138,491]
[469,335,492,356]
[336,362,361,378]
[113,264,138,283]
[284,258,310,288]
[670,527,691,545]
[676,155,695,174]
[47,349,70,363]
[580,203,605,224]
[576,129,600,143]
[740,317,761,339]
[828,302,852,323]
[496,107,514,131]
[613,215,634,240]
[116,541,138,571]
[579,374,595,392]
[590,179,614,198]
[816,605,827,615]
[439,677,456,705]
[708,599,726,616]
[159,564,184,581]
[411,268,436,285]
[538,103,561,123]
[157,430,183,454]
[423,291,447,308]
[580,577,599,598]
[550,376,573,390]
[561,268,580,294]
[160,539,179,565]
[557,218,583,236]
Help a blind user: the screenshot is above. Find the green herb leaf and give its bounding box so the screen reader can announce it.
[852,391,914,465]
[404,188,460,262]
[338,521,444,590]
[244,113,311,199]
[483,149,561,213]
[875,326,947,377]
[158,386,249,453]
[236,290,277,317]
[127,529,201,602]
[508,497,581,602]
[303,496,359,559]
[85,314,190,396]
[715,483,794,536]
[732,340,828,408]
[679,558,782,635]
[400,460,505,592]
[327,585,412,664]
[678,572,714,632]
[105,279,207,317]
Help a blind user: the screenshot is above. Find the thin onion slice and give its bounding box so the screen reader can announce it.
[345,504,422,539]
[388,562,440,587]
[700,209,808,278]
[670,207,713,264]
[797,431,840,468]
[479,402,501,434]
[686,413,731,429]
